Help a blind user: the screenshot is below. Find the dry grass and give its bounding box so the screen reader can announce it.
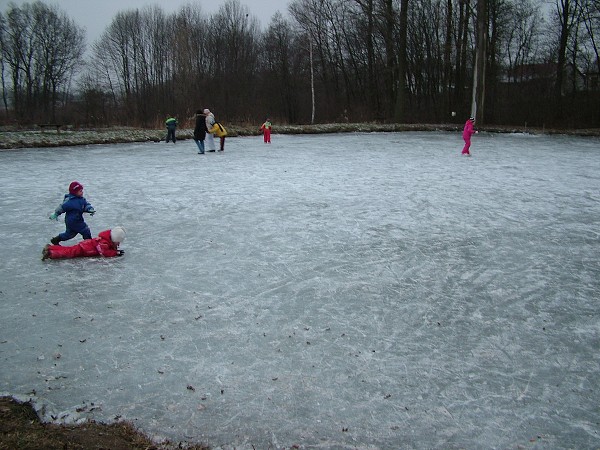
[0,396,209,450]
[1,123,598,150]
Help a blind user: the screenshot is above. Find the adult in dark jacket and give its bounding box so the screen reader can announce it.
[193,110,208,154]
[49,181,95,244]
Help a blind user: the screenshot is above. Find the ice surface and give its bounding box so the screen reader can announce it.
[1,132,599,449]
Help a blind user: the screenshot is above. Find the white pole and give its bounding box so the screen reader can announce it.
[310,38,315,125]
[471,54,479,119]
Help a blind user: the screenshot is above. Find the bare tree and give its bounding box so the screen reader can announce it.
[0,13,8,115]
[1,4,37,120]
[207,0,260,120]
[394,0,409,122]
[579,0,600,73]
[90,6,178,125]
[351,0,380,117]
[172,4,209,118]
[471,0,487,123]
[554,0,580,108]
[92,11,138,123]
[0,1,84,123]
[261,12,301,123]
[443,0,454,116]
[504,0,544,81]
[33,2,86,120]
[454,0,473,112]
[289,0,340,121]
[5,0,599,128]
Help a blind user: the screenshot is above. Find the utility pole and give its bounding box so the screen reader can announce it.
[310,38,315,125]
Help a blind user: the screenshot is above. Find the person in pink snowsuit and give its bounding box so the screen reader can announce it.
[42,227,125,260]
[462,117,476,156]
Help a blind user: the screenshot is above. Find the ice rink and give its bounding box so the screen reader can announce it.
[1,131,599,449]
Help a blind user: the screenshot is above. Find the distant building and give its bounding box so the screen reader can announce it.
[500,62,599,93]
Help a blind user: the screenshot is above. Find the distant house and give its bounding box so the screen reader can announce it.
[502,62,556,83]
[584,69,599,91]
[500,62,598,93]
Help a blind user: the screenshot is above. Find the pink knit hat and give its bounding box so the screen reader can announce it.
[69,181,83,194]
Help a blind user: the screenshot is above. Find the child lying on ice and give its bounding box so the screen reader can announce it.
[42,227,125,260]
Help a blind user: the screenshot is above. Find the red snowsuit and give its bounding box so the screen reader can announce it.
[46,229,121,259]
[260,121,272,143]
[462,119,475,155]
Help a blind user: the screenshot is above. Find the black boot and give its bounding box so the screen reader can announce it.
[50,236,60,245]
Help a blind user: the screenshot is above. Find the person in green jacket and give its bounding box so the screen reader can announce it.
[165,115,178,143]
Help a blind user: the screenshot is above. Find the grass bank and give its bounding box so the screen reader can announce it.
[1,123,599,150]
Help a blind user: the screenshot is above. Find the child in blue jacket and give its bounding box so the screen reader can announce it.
[49,181,96,245]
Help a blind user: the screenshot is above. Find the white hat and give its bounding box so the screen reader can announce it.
[110,226,126,243]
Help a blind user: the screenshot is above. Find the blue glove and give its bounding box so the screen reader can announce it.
[49,213,58,221]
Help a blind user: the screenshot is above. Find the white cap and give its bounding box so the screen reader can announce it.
[110,226,126,243]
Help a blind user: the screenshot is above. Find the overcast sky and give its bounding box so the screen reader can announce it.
[0,0,288,44]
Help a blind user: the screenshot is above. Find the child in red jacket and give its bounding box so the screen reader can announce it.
[260,118,272,143]
[42,227,125,260]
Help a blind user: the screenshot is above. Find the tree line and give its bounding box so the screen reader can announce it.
[1,0,599,129]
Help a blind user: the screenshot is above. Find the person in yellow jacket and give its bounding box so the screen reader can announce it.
[208,120,228,151]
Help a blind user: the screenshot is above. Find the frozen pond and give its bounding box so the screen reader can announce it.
[1,131,599,449]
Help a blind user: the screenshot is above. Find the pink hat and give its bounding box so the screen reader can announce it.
[69,181,83,194]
